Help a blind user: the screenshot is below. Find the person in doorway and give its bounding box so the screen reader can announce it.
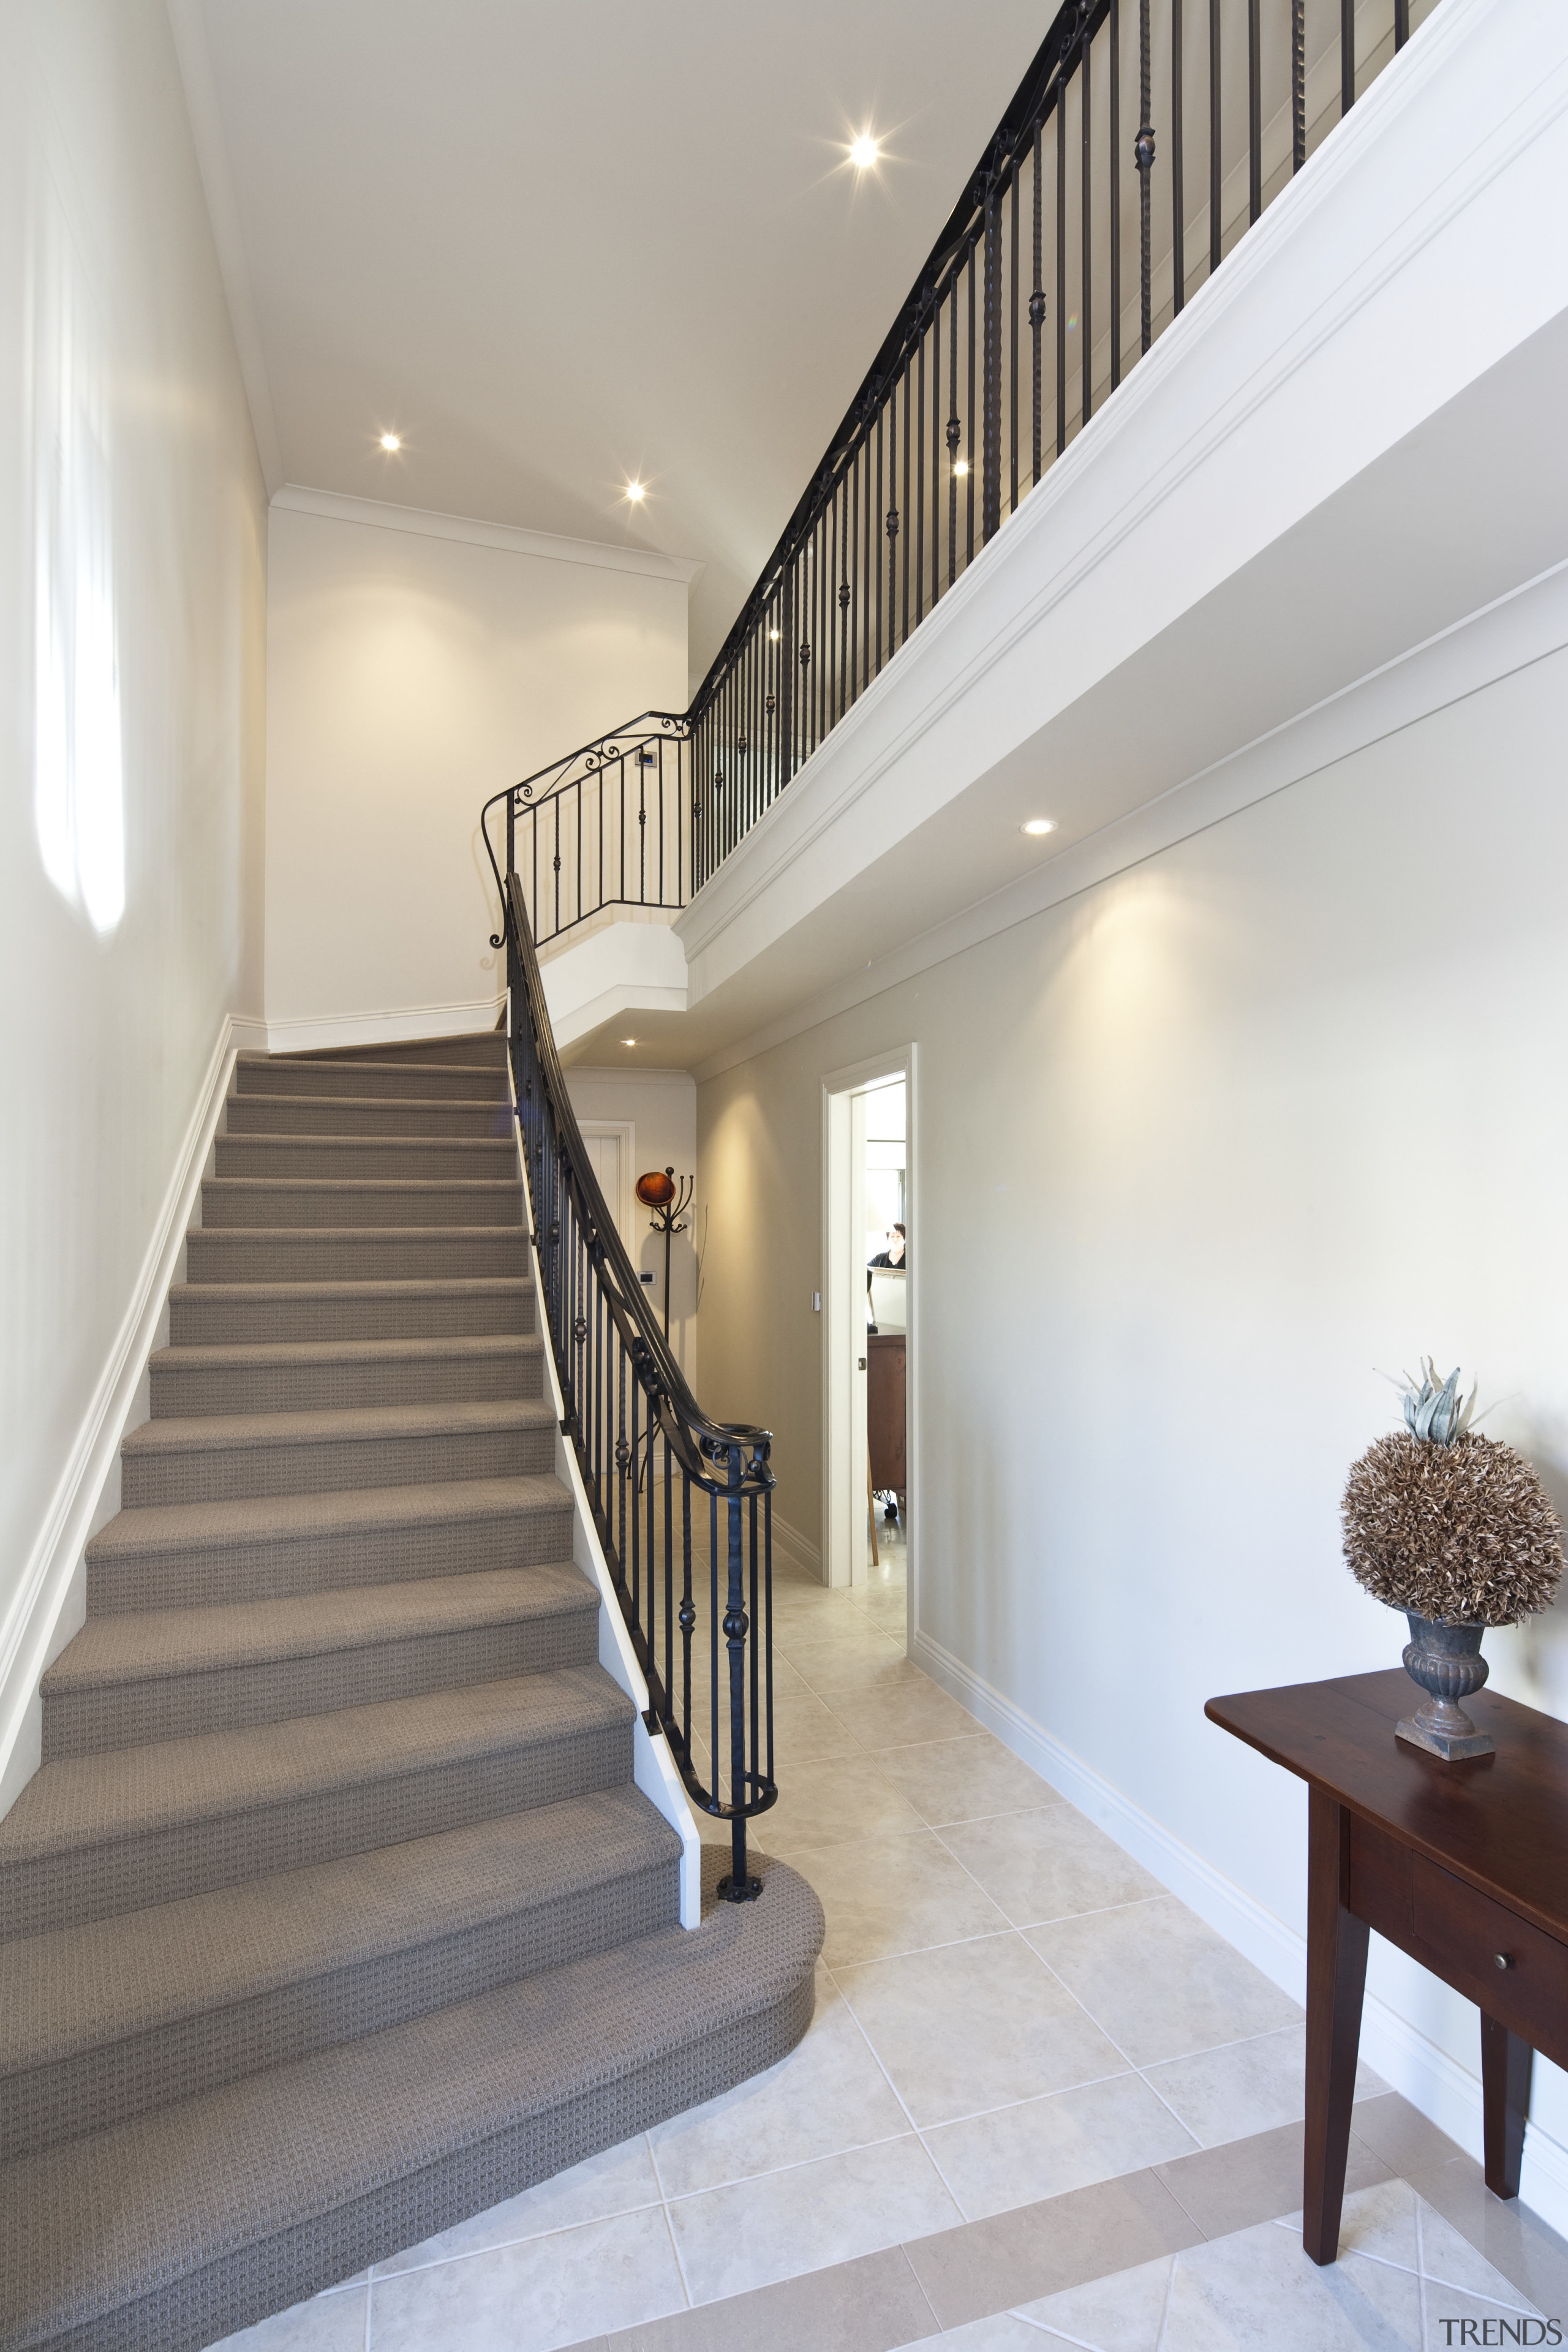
[869,1223,906,1268]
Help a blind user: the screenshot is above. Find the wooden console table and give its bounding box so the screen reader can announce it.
[1206,1671,1568,2264]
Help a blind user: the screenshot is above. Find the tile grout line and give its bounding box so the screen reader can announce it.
[1153,2240,1178,2351]
[820,1956,971,2223]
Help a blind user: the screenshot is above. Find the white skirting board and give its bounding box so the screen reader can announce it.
[772,1512,823,1583]
[912,1625,1568,2241]
[505,1049,704,1928]
[0,1012,265,1822]
[267,995,505,1057]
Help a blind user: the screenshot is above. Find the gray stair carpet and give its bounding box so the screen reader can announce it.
[0,1033,822,2352]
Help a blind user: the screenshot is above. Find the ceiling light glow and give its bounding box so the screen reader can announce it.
[769,628,780,641]
[379,432,401,453]
[850,132,880,170]
[952,458,969,477]
[625,480,646,502]
[1021,818,1056,837]
[621,1037,637,1046]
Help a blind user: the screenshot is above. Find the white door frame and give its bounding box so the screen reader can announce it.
[821,1047,914,1597]
[575,1120,635,1254]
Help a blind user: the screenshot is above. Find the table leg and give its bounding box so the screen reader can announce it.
[1303,1789,1371,2266]
[1480,2013,1532,2200]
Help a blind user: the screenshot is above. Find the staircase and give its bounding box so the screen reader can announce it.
[0,1035,821,2352]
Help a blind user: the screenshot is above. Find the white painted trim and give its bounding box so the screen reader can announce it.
[266,997,505,1057]
[911,1624,1568,2240]
[689,555,1568,1085]
[505,1041,703,1928]
[0,1012,251,1819]
[269,486,704,589]
[164,1,284,494]
[772,1513,823,1583]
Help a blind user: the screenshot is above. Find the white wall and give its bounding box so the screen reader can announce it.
[263,501,690,1047]
[564,1068,699,1387]
[0,2,268,1799]
[696,627,1568,2214]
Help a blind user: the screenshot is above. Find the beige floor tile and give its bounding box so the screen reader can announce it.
[903,2166,1201,2331]
[374,2135,662,2275]
[788,1648,922,1699]
[594,2244,937,2352]
[1156,2118,1390,2242]
[1144,2024,1385,2149]
[1404,2151,1568,2318]
[1029,1896,1302,2065]
[927,2318,1044,2350]
[1159,2215,1421,2349]
[925,2071,1198,2222]
[1349,2092,1468,2182]
[1013,2252,1175,2350]
[769,1691,867,1763]
[759,1752,927,1853]
[646,1968,909,2197]
[941,1807,1163,1929]
[209,2286,369,2352]
[667,2133,960,2305]
[780,1623,907,1676]
[827,1678,982,1752]
[1418,2198,1544,2309]
[873,1733,1065,1828]
[835,1932,1125,2125]
[789,1828,1009,1967]
[369,2205,687,2351]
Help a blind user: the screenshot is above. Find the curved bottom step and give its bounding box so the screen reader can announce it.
[3,1853,823,2352]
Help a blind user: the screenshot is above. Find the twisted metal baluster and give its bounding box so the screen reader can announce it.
[1136,0,1155,355]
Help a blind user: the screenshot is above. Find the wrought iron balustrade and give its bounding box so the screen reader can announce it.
[488,0,1438,949]
[482,714,691,951]
[491,862,776,1898]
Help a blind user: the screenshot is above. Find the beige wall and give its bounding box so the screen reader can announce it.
[263,507,689,1041]
[697,639,1568,2154]
[565,1067,699,1385]
[0,0,267,1684]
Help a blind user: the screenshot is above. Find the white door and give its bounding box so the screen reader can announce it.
[578,1124,632,1253]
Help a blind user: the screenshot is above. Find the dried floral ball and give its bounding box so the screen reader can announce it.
[1341,1432,1564,1626]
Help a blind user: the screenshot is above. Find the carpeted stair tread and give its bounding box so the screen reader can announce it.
[235,1057,507,1102]
[202,1176,524,1229]
[167,1278,533,1344]
[184,1226,529,1285]
[147,1332,543,1417]
[224,1092,510,1137]
[0,1669,628,1879]
[215,1133,519,1174]
[0,1855,822,2352]
[83,1476,576,1614]
[86,1474,571,1565]
[123,1395,554,1474]
[0,1790,682,2162]
[43,1564,596,1694]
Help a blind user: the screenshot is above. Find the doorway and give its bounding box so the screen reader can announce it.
[823,1050,913,1605]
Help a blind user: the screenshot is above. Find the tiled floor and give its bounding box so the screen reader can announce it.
[213,1556,1568,2352]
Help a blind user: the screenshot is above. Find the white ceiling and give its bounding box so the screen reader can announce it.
[188,0,1047,690]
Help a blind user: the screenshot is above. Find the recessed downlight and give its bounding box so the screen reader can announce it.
[1021,818,1056,837]
[850,133,880,170]
[379,432,402,453]
[952,458,969,478]
[620,1037,637,1046]
[625,480,646,502]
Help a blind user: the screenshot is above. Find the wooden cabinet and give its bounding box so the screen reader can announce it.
[868,1333,905,1493]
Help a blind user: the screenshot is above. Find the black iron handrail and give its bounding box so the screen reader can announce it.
[494,864,776,1899]
[482,0,1432,951]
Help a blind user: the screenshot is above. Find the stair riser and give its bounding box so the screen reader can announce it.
[86,1506,577,1615]
[237,1061,504,1102]
[149,1345,541,1419]
[0,1718,633,1940]
[216,1139,518,1182]
[226,1095,509,1139]
[168,1285,534,1345]
[186,1231,528,1283]
[43,1607,600,1758]
[35,1962,813,2352]
[124,1422,555,1509]
[202,1183,524,1230]
[1,1856,677,2163]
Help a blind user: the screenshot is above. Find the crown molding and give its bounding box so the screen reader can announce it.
[164,0,284,494]
[269,485,706,589]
